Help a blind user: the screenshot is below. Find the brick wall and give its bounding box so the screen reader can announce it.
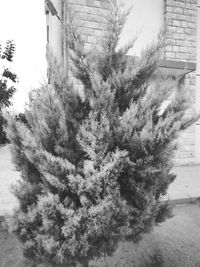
[164,0,197,165]
[65,0,109,50]
[62,0,198,165]
[62,0,110,94]
[165,0,196,62]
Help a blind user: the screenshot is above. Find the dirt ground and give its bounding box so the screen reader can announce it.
[95,201,200,267]
[1,202,200,267]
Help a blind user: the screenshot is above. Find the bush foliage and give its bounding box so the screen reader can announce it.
[0,40,16,144]
[6,1,197,266]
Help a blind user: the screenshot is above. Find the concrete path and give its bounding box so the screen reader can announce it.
[163,165,200,203]
[0,145,200,215]
[0,145,20,215]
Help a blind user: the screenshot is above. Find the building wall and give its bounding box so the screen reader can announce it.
[46,0,63,63]
[62,0,110,93]
[164,0,196,62]
[164,0,197,165]
[65,0,110,51]
[64,0,198,165]
[46,0,198,165]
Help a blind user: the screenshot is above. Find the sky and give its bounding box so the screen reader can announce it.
[120,0,164,54]
[0,0,47,112]
[0,0,163,112]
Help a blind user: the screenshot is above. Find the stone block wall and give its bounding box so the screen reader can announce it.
[65,0,109,50]
[164,0,196,62]
[62,0,110,95]
[61,0,198,165]
[164,0,197,165]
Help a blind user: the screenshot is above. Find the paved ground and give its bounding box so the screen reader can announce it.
[163,165,200,203]
[0,145,200,215]
[94,203,200,267]
[0,145,20,215]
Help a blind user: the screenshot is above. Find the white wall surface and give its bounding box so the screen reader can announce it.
[47,0,63,64]
[195,0,200,163]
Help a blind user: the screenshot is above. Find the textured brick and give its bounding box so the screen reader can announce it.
[166,0,173,6]
[165,52,176,58]
[86,0,93,6]
[180,46,187,52]
[167,38,176,45]
[168,25,177,32]
[164,0,197,164]
[167,6,173,12]
[173,46,180,52]
[173,7,183,13]
[166,45,173,52]
[178,33,186,39]
[66,0,198,165]
[173,20,181,26]
[181,21,188,27]
[184,8,196,15]
[64,0,109,68]
[177,27,184,33]
[176,1,186,8]
[176,40,186,46]
[77,0,86,5]
[188,22,196,28]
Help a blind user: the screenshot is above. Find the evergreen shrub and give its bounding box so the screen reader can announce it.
[6,1,198,266]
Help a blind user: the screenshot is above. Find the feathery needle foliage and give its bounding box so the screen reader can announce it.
[6,1,198,266]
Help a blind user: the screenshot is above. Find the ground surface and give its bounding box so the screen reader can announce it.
[0,220,25,267]
[0,145,20,215]
[95,202,200,267]
[0,203,200,266]
[165,164,200,202]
